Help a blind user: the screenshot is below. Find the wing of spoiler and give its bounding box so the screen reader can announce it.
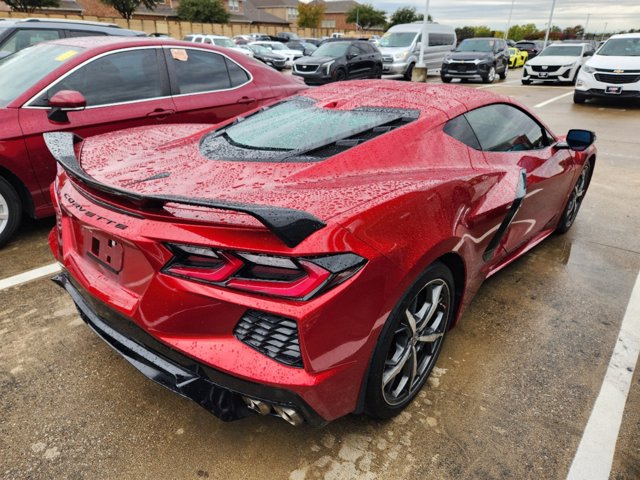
[44,132,326,248]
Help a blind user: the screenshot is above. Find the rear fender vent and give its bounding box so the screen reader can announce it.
[234,310,303,368]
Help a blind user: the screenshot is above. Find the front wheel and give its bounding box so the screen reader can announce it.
[571,68,580,85]
[556,161,592,233]
[332,68,346,82]
[521,78,532,85]
[365,262,454,419]
[0,177,22,248]
[404,63,415,81]
[483,65,496,83]
[499,63,508,80]
[573,92,586,104]
[441,75,451,83]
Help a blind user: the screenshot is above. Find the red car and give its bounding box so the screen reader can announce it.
[0,36,305,247]
[47,81,596,426]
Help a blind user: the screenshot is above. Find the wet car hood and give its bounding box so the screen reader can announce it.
[296,55,336,65]
[527,55,581,66]
[447,52,493,61]
[586,54,640,70]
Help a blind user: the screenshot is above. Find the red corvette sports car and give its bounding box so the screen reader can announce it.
[47,81,596,426]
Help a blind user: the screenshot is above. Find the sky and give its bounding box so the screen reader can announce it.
[368,0,640,33]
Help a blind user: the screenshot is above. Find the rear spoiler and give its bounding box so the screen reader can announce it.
[44,132,326,248]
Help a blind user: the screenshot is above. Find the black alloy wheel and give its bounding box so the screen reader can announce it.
[365,262,454,418]
[556,161,592,233]
[333,68,347,82]
[0,177,22,248]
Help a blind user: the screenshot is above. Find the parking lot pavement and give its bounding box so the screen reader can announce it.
[1,72,639,480]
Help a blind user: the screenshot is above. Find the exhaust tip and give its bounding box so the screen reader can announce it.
[242,396,272,416]
[273,406,304,426]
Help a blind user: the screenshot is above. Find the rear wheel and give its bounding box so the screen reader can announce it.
[556,161,592,233]
[0,177,22,248]
[373,64,382,79]
[365,262,454,419]
[483,65,496,83]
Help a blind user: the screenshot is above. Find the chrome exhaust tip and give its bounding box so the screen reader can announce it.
[273,405,304,426]
[242,396,272,416]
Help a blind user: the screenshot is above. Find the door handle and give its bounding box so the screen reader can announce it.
[146,108,175,118]
[237,96,256,105]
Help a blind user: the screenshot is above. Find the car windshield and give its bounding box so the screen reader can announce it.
[598,38,640,56]
[213,38,235,48]
[268,43,287,51]
[0,43,84,107]
[539,45,582,56]
[250,45,270,55]
[379,32,416,48]
[311,42,349,57]
[200,97,415,160]
[456,39,494,52]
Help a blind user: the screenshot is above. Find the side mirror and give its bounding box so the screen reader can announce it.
[583,51,593,57]
[556,129,596,152]
[347,52,357,59]
[48,90,86,123]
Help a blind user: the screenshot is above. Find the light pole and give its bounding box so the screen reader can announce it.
[412,0,430,82]
[582,13,590,40]
[416,0,431,68]
[542,0,557,51]
[504,0,515,40]
[600,22,608,41]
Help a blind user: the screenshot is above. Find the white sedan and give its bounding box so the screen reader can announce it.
[522,43,593,85]
[249,41,303,66]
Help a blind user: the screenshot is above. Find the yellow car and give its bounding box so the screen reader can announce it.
[509,47,528,67]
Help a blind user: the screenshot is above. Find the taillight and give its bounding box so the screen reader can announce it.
[163,244,366,301]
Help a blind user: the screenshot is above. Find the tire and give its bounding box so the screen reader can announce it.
[364,261,455,419]
[521,79,532,85]
[573,92,586,104]
[332,68,346,82]
[571,68,580,85]
[556,161,592,233]
[403,63,415,81]
[499,63,508,80]
[0,176,22,249]
[441,75,451,83]
[483,65,496,83]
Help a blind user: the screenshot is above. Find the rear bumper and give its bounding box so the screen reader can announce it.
[54,271,327,426]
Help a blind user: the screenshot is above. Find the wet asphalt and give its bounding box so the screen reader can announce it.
[0,69,639,480]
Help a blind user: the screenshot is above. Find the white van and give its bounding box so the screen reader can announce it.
[378,22,456,79]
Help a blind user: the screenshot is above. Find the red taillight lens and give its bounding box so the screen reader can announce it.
[163,244,365,301]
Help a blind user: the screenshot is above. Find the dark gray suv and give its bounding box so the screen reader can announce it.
[440,37,509,84]
[0,18,145,59]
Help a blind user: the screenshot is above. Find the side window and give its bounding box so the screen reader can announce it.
[465,104,551,152]
[67,30,107,38]
[204,38,213,44]
[443,115,481,150]
[225,58,250,87]
[171,49,232,94]
[33,49,166,107]
[0,29,61,54]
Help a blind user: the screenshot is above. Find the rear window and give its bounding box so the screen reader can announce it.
[200,97,419,162]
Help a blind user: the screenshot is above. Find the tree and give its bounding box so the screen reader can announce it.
[346,4,387,30]
[100,0,162,19]
[298,3,325,29]
[473,25,492,37]
[4,0,59,13]
[455,26,475,42]
[177,0,230,23]
[387,7,432,29]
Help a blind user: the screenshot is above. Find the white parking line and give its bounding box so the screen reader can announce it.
[534,91,574,108]
[566,271,640,480]
[0,263,61,291]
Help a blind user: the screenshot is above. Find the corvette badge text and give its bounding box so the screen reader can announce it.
[63,193,128,230]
